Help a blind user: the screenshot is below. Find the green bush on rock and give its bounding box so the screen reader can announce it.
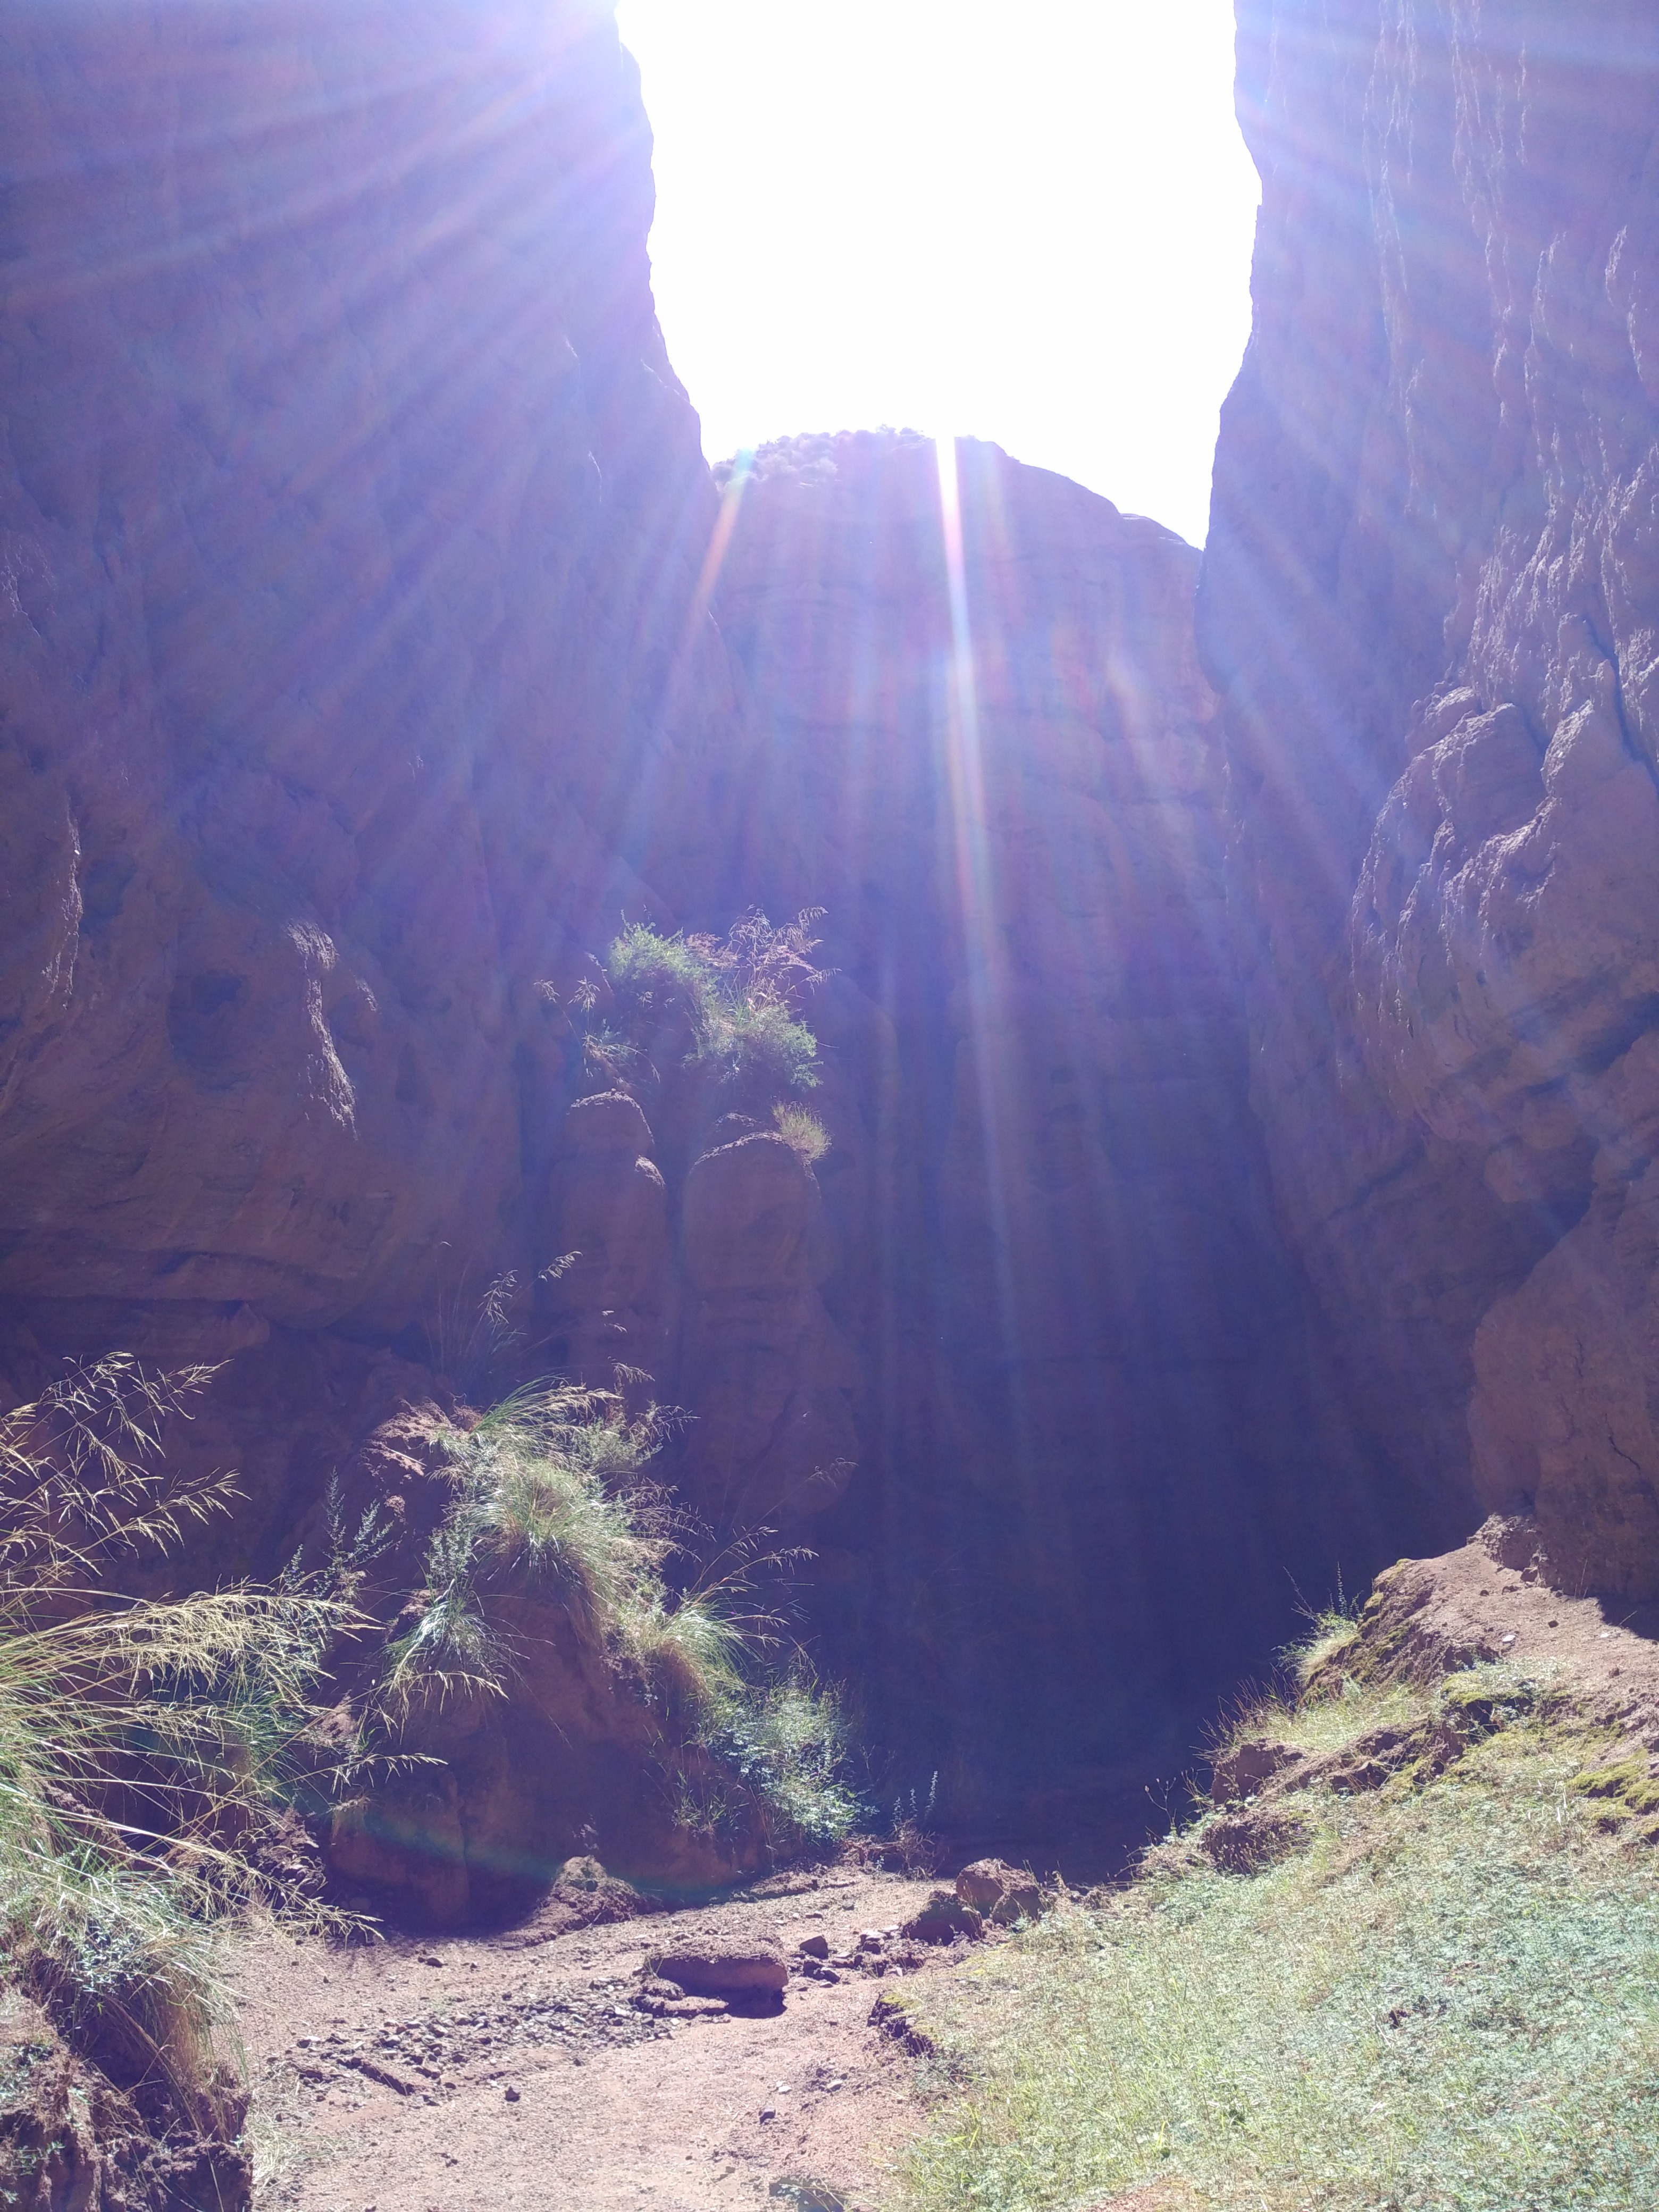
[600,909,825,1092]
[381,1385,859,1851]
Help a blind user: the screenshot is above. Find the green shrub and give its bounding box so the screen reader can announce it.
[381,1384,682,1709]
[704,996,818,1090]
[384,1388,859,1846]
[605,920,718,1016]
[598,910,826,1092]
[701,1671,860,1847]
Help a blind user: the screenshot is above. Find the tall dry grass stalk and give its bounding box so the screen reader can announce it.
[0,1358,366,2113]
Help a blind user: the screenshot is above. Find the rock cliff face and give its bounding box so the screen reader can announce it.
[0,0,738,1362]
[3,0,1339,1854]
[1203,0,1659,1597]
[0,0,777,1903]
[23,0,1658,1875]
[708,434,1371,1825]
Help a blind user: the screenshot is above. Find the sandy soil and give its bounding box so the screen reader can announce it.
[233,1867,950,2212]
[1354,1519,1659,1746]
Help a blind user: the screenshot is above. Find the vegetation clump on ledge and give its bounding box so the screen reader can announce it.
[894,1626,1659,2212]
[598,908,826,1094]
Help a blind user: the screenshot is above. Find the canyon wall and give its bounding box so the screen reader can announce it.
[0,0,1368,1854]
[21,0,1646,1874]
[1203,0,1659,1597]
[707,433,1377,1832]
[0,0,738,1370]
[0,0,784,1898]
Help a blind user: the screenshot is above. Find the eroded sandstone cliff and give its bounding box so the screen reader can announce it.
[0,0,738,1366]
[0,0,773,1906]
[707,432,1372,1831]
[0,0,1354,1858]
[19,0,1653,1890]
[1203,0,1659,1598]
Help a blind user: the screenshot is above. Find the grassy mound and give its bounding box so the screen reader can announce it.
[380,1385,859,1854]
[897,1648,1659,2211]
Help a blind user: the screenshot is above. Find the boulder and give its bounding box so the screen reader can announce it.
[902,1888,985,1945]
[541,1093,672,1386]
[644,1936,789,1998]
[953,1858,1045,1925]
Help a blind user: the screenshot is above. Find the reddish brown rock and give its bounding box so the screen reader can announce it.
[0,0,740,1347]
[26,0,1659,1878]
[644,1934,789,1997]
[713,432,1354,1827]
[675,1130,858,1527]
[901,1889,984,1945]
[541,1092,673,1386]
[953,1858,1044,1924]
[1202,1,1659,1595]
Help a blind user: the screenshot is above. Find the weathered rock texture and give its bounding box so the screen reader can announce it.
[29,0,1655,1878]
[709,433,1369,1823]
[0,0,1380,1853]
[1203,0,1659,1598]
[0,0,783,1906]
[0,0,736,1350]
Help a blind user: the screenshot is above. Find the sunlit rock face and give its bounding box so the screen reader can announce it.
[0,0,741,1348]
[1202,1,1659,1594]
[710,433,1371,1826]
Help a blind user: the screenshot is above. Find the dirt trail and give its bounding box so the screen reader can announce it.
[234,1520,1659,2212]
[234,1868,946,2212]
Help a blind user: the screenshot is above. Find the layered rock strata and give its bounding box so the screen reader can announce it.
[1203,0,1659,1596]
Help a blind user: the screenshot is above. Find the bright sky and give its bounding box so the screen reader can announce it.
[614,0,1261,547]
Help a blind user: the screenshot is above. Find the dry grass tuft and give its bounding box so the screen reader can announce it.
[0,1359,367,2122]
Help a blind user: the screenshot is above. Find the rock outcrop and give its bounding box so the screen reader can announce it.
[0,0,791,1907]
[1203,0,1659,1596]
